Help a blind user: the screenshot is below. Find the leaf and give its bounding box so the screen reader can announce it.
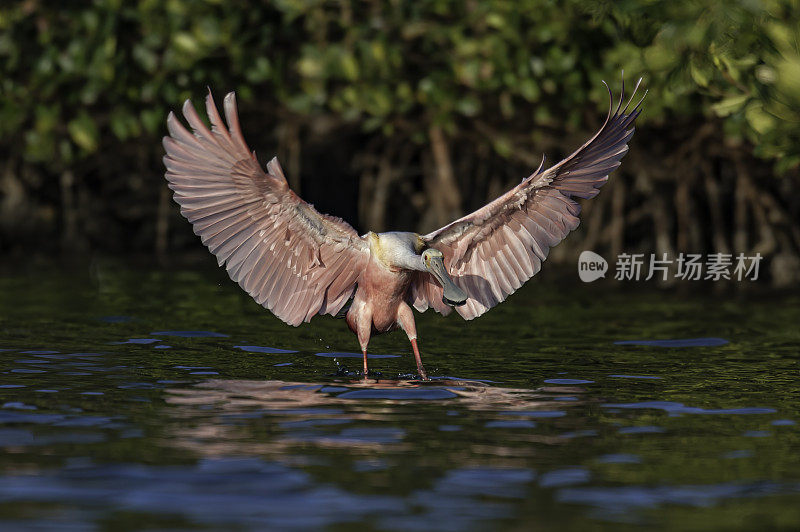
[644,45,677,70]
[456,95,480,116]
[245,56,271,83]
[710,94,748,117]
[298,55,323,78]
[67,112,99,152]
[173,32,200,55]
[140,108,163,135]
[34,105,59,134]
[339,52,359,81]
[110,108,141,140]
[690,62,710,88]
[744,103,775,135]
[519,79,540,101]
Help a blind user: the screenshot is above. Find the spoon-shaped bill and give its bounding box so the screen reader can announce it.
[426,256,468,306]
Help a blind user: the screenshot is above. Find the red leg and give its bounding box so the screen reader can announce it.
[354,304,372,380]
[410,338,428,381]
[396,302,427,380]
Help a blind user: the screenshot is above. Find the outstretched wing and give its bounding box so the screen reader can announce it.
[163,92,369,326]
[410,79,645,320]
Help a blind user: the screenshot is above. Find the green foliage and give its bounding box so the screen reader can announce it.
[602,0,800,172]
[0,0,798,172]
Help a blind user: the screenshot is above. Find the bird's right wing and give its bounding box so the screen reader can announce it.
[412,79,644,320]
[163,92,369,326]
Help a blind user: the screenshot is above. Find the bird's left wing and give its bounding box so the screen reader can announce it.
[163,92,369,326]
[410,79,644,320]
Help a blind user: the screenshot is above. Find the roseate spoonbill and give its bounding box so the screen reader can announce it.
[163,79,644,380]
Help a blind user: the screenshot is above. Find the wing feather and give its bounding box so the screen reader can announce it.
[414,79,644,319]
[163,91,368,326]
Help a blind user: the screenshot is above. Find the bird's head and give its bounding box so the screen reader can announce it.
[422,248,468,307]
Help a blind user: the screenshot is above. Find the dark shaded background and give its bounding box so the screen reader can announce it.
[1,0,798,286]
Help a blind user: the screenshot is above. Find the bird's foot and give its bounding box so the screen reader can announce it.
[361,369,382,381]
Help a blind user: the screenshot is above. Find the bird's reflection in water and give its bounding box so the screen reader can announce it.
[163,379,584,459]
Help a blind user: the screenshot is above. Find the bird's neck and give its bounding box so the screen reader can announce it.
[384,249,425,272]
[368,232,426,272]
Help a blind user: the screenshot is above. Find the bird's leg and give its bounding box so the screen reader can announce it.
[358,338,370,380]
[410,338,428,381]
[396,302,428,381]
[356,306,373,380]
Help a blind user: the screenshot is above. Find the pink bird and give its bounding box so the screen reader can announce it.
[163,79,644,380]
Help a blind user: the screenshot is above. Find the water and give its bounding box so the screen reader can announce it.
[1,262,799,530]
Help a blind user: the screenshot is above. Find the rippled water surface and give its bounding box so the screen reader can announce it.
[1,264,799,530]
